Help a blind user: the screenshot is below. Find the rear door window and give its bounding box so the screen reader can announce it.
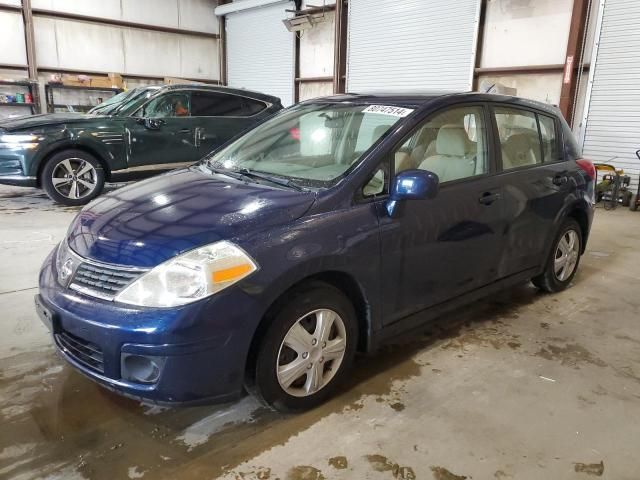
[494,107,543,170]
[191,91,267,117]
[494,107,561,169]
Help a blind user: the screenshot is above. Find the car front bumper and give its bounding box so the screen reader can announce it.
[0,149,37,186]
[37,249,261,405]
[0,174,37,187]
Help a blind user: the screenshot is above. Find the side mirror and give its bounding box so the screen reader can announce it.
[139,118,165,130]
[386,169,439,217]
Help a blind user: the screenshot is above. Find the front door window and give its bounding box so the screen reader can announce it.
[392,106,489,183]
[141,93,191,118]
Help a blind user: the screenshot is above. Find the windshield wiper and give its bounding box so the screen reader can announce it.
[237,168,304,192]
[203,164,304,192]
[205,165,248,182]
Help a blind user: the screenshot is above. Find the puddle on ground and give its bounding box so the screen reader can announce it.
[0,284,548,480]
[366,454,416,479]
[574,461,604,476]
[535,343,608,369]
[327,456,348,470]
[430,466,468,480]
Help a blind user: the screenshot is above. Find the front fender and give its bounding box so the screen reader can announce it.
[237,205,383,346]
[27,126,126,178]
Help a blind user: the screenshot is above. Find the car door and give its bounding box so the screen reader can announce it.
[190,90,271,157]
[375,104,507,324]
[490,105,571,276]
[125,90,202,170]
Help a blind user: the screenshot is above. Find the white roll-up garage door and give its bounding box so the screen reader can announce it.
[582,0,640,190]
[346,0,481,93]
[225,1,294,106]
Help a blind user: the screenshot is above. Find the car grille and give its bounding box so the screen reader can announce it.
[55,330,105,374]
[70,262,143,300]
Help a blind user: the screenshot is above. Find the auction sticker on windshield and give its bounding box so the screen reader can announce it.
[362,105,414,117]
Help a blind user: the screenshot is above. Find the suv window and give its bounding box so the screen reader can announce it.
[494,107,543,170]
[191,91,267,117]
[141,92,190,118]
[392,106,488,183]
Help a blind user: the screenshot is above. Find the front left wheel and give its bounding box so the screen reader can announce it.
[41,149,105,206]
[249,282,358,412]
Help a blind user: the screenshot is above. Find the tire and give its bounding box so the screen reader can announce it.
[630,194,639,212]
[621,191,632,207]
[248,282,358,412]
[532,218,582,293]
[41,149,105,206]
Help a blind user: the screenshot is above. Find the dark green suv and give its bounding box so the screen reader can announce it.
[0,85,282,205]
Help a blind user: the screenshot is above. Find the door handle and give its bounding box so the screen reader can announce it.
[553,174,569,186]
[479,191,501,205]
[179,128,191,133]
[194,127,205,147]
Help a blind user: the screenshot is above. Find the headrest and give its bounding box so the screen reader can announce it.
[372,124,391,142]
[436,124,468,157]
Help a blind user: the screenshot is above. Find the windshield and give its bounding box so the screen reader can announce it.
[204,103,412,188]
[89,87,159,115]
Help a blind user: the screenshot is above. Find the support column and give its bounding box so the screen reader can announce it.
[559,0,590,126]
[21,0,37,81]
[333,0,347,94]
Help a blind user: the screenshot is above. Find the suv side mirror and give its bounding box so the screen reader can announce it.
[386,169,439,217]
[138,118,165,130]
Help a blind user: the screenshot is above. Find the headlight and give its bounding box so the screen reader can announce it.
[0,134,38,143]
[55,241,79,287]
[0,134,40,150]
[114,241,258,308]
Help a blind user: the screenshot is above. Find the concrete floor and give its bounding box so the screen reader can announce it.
[1,184,639,480]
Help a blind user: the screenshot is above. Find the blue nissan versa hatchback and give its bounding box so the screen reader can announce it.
[37,93,595,411]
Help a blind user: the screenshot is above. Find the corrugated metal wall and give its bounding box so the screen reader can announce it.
[346,0,481,93]
[0,10,27,66]
[0,0,219,81]
[582,0,640,190]
[226,2,294,106]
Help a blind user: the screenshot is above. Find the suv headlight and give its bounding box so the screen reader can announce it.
[114,241,258,308]
[0,134,40,149]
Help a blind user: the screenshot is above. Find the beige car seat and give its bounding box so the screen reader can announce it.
[418,124,476,182]
[395,127,437,173]
[502,129,540,169]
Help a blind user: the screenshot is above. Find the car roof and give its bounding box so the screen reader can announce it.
[159,84,281,104]
[306,92,561,116]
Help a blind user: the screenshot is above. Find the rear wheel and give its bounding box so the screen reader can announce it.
[248,282,358,412]
[630,194,639,211]
[532,219,582,293]
[41,150,105,206]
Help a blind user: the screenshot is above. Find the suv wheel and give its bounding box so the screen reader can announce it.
[41,150,105,206]
[532,218,582,293]
[249,282,358,412]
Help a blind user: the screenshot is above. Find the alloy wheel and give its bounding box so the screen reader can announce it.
[276,308,347,397]
[51,158,98,200]
[554,229,580,281]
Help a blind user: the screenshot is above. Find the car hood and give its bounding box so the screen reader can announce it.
[67,168,316,268]
[0,113,103,132]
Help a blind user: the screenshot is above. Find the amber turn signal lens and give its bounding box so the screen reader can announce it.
[212,264,253,283]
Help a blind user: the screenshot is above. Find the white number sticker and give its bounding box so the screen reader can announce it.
[362,105,414,118]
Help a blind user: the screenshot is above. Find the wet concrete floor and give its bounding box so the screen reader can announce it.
[1,185,639,479]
